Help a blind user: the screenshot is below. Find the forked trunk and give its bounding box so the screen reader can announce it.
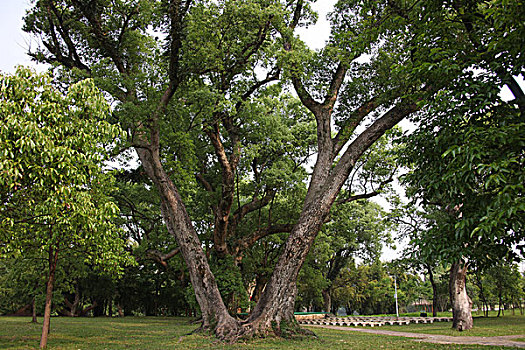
[40,247,58,349]
[133,54,410,339]
[449,261,473,331]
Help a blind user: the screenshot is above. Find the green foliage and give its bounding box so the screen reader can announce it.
[394,0,525,266]
[471,260,525,315]
[400,76,524,264]
[330,261,394,315]
[211,255,249,313]
[0,66,133,297]
[0,255,46,315]
[18,0,523,331]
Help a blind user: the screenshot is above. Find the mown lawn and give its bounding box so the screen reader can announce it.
[0,316,522,350]
[379,314,525,337]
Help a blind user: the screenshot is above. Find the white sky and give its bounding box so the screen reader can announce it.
[0,1,40,73]
[0,1,335,73]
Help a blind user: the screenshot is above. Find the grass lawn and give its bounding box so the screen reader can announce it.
[0,316,522,350]
[379,314,525,337]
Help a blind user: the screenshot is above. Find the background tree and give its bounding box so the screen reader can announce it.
[399,70,524,330]
[391,204,450,317]
[392,0,524,330]
[0,68,133,348]
[0,255,46,322]
[329,261,415,316]
[483,261,525,317]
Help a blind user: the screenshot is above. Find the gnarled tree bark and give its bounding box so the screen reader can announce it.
[449,260,473,331]
[136,147,241,338]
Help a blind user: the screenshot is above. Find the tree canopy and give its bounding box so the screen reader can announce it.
[12,0,525,340]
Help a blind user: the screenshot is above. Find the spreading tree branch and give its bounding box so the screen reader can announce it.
[232,223,295,256]
[146,247,181,268]
[336,177,394,205]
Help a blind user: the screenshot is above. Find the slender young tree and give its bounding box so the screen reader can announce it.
[0,68,132,348]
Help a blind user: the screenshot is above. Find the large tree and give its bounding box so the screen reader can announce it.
[399,69,524,331]
[21,0,523,339]
[391,204,450,318]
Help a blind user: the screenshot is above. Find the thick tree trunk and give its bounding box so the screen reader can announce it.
[449,261,473,331]
[245,184,339,335]
[322,289,331,314]
[136,148,240,339]
[231,100,412,337]
[40,247,58,349]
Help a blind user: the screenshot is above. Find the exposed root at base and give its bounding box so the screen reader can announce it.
[190,318,202,324]
[186,318,318,344]
[296,326,317,338]
[185,323,210,336]
[215,320,245,344]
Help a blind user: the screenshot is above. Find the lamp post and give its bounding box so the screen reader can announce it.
[394,275,399,318]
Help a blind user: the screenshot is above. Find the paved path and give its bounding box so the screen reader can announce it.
[307,325,525,348]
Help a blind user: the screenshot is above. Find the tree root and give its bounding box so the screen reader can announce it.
[187,323,213,336]
[188,316,318,344]
[190,317,202,324]
[272,320,317,339]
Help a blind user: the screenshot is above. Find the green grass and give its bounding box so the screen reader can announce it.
[379,314,525,337]
[0,316,522,349]
[352,312,453,318]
